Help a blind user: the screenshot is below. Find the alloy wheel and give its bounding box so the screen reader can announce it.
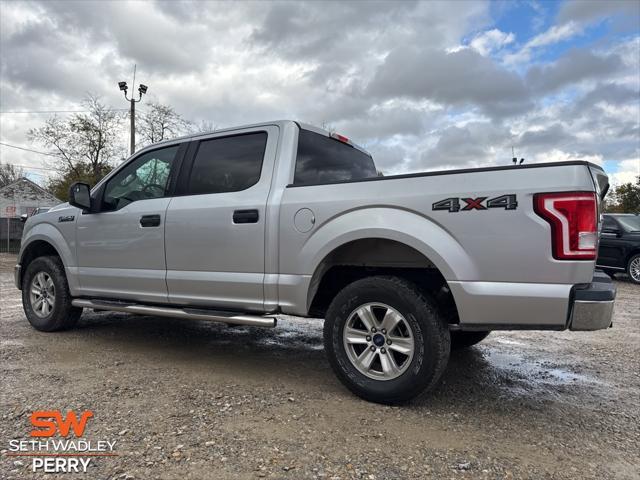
[630,257,640,282]
[342,303,415,381]
[29,272,55,318]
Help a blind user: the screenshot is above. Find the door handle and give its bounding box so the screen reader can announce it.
[140,214,161,227]
[233,209,259,224]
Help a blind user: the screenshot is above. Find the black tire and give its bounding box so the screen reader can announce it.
[627,254,640,285]
[323,276,450,404]
[450,331,490,350]
[22,256,82,332]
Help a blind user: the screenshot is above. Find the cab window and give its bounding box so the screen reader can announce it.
[186,132,267,195]
[294,129,377,186]
[102,145,179,211]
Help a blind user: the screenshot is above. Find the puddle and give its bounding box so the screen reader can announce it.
[257,316,324,350]
[494,338,527,347]
[479,348,606,395]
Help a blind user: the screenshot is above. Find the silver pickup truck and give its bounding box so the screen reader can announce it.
[15,120,615,403]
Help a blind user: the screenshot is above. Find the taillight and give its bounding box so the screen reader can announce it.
[330,132,350,144]
[534,192,598,260]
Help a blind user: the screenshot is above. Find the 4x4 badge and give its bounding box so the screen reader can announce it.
[432,195,517,212]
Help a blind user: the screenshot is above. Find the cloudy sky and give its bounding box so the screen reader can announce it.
[1,0,639,185]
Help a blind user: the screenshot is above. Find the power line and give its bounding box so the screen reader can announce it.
[0,163,57,172]
[0,142,61,157]
[0,109,129,114]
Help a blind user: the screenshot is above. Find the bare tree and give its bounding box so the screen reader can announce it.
[137,102,190,147]
[0,162,24,187]
[188,119,217,135]
[28,93,124,199]
[321,121,336,134]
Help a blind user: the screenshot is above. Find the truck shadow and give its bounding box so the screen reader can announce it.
[71,311,608,412]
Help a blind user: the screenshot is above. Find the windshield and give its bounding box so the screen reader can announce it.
[617,216,640,232]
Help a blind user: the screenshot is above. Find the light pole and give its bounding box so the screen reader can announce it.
[118,80,148,155]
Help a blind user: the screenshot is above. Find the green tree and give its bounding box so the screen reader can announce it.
[605,176,640,213]
[46,162,113,201]
[28,94,124,200]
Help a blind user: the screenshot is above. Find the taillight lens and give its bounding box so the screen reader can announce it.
[534,192,598,260]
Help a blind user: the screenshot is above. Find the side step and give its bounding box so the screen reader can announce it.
[71,299,277,328]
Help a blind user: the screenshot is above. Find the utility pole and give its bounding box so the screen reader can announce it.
[118,65,148,155]
[130,94,135,155]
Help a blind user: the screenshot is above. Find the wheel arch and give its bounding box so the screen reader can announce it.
[306,237,460,322]
[626,248,640,264]
[18,224,75,290]
[298,207,476,318]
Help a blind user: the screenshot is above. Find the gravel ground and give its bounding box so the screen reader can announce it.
[0,253,638,479]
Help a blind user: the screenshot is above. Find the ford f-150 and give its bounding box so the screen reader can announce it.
[15,120,616,403]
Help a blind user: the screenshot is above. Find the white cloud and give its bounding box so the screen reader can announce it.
[557,0,640,25]
[0,0,637,184]
[610,158,640,187]
[505,21,583,65]
[530,149,604,166]
[469,28,515,56]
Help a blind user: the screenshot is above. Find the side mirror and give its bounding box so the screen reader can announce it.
[69,182,92,212]
[602,227,621,236]
[20,213,28,223]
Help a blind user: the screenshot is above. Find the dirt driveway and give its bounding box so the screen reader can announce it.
[1,253,638,479]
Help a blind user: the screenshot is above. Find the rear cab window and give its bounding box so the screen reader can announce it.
[294,129,377,186]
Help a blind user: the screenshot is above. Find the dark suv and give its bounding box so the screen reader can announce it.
[597,213,640,284]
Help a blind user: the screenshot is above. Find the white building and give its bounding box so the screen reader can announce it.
[0,177,60,218]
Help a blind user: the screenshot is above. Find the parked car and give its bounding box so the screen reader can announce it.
[597,213,640,284]
[15,120,615,403]
[20,207,51,223]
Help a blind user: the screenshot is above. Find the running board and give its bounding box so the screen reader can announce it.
[71,299,277,328]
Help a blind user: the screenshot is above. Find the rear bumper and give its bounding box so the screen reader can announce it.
[568,270,616,331]
[448,270,616,331]
[448,280,573,329]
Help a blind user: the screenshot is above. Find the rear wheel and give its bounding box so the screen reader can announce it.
[450,331,490,350]
[22,256,82,332]
[627,254,640,284]
[323,276,450,404]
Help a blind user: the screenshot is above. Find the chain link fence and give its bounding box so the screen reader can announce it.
[0,217,24,254]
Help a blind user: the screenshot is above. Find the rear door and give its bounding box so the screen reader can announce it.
[164,126,279,311]
[76,143,185,303]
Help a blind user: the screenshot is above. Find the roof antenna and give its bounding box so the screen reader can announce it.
[512,146,517,165]
[519,158,525,165]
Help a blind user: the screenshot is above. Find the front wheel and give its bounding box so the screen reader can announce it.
[627,254,640,284]
[22,256,83,332]
[323,276,450,404]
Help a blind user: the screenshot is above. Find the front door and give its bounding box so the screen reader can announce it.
[598,216,625,269]
[76,144,182,303]
[164,127,279,312]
